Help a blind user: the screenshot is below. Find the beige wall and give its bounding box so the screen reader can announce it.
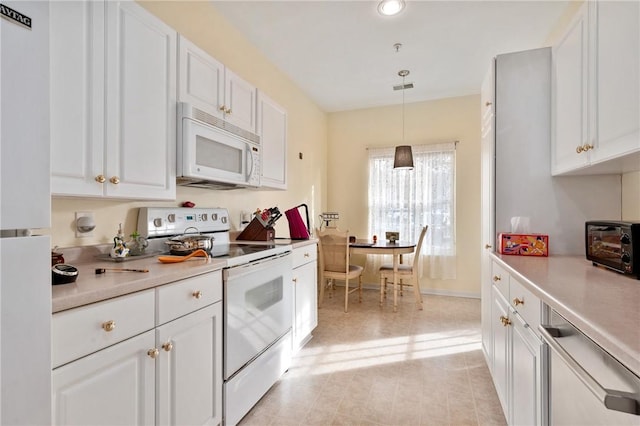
[327,95,481,297]
[51,1,328,247]
[623,171,640,220]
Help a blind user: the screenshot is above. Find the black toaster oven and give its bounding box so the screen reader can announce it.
[585,221,640,278]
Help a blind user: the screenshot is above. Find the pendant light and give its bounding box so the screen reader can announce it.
[393,69,414,170]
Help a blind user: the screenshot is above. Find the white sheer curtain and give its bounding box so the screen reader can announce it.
[366,142,456,279]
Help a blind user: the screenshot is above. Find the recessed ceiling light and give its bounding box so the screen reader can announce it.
[377,0,405,16]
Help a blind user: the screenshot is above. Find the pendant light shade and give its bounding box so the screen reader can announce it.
[393,69,414,170]
[393,145,414,169]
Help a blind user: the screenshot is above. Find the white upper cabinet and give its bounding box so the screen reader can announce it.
[51,0,176,200]
[178,36,257,134]
[552,0,640,175]
[257,91,288,190]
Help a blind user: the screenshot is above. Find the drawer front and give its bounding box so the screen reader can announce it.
[156,270,222,325]
[491,261,510,300]
[53,289,155,368]
[510,277,541,330]
[292,244,317,269]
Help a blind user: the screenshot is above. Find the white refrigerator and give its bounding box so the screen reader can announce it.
[1,1,52,424]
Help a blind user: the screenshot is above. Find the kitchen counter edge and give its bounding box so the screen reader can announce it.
[490,253,640,377]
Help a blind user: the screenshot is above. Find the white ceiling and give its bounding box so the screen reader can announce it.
[212,1,571,113]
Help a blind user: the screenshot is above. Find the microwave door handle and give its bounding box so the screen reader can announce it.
[246,148,254,179]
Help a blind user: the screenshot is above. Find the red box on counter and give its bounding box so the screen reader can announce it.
[498,233,549,256]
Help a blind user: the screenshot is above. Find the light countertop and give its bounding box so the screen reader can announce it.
[52,239,317,313]
[491,253,640,377]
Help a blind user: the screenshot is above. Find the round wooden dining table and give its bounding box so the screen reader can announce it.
[350,240,418,311]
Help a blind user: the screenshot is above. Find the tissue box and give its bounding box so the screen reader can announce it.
[498,233,548,256]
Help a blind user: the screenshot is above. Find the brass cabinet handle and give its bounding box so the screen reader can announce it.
[485,244,493,249]
[110,176,120,184]
[95,174,106,183]
[102,320,116,332]
[162,342,173,352]
[192,290,203,299]
[147,348,159,359]
[499,315,511,326]
[513,297,524,306]
[492,275,501,282]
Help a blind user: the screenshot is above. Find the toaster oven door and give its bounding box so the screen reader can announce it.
[586,223,631,273]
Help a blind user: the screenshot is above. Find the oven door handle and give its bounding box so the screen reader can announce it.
[539,324,640,416]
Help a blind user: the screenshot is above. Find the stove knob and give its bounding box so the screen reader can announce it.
[153,218,163,227]
[211,213,218,221]
[221,216,227,224]
[621,233,631,245]
[201,213,208,221]
[168,214,175,223]
[621,252,631,264]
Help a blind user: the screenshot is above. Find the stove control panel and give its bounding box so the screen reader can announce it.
[138,207,230,238]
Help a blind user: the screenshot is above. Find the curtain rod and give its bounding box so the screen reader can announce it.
[366,140,459,150]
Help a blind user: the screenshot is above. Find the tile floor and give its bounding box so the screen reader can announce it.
[240,288,507,426]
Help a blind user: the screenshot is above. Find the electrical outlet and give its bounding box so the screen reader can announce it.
[75,211,95,238]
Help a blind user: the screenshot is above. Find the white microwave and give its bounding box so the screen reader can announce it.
[177,103,261,189]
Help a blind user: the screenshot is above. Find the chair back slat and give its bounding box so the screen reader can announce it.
[413,226,429,269]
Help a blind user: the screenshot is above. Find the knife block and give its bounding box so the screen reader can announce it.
[237,217,275,241]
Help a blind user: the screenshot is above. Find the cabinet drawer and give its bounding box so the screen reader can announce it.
[510,277,541,330]
[292,244,317,269]
[53,289,155,368]
[491,261,510,299]
[156,270,222,325]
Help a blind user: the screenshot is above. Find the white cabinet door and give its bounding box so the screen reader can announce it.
[552,1,590,175]
[52,331,156,426]
[257,92,288,190]
[224,68,257,133]
[491,287,510,415]
[105,1,176,200]
[50,0,105,197]
[156,303,223,426]
[511,315,540,426]
[178,35,225,119]
[293,259,318,351]
[178,35,256,135]
[590,1,640,163]
[480,64,495,367]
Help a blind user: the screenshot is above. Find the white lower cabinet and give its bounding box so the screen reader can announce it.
[52,271,223,426]
[292,244,318,352]
[487,260,543,426]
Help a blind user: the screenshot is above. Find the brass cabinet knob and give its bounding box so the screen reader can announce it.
[492,275,501,282]
[499,315,511,326]
[219,105,226,112]
[292,278,298,284]
[485,244,493,249]
[147,348,159,359]
[192,290,203,299]
[485,101,493,107]
[576,145,584,154]
[513,297,524,306]
[582,143,594,151]
[304,252,310,257]
[225,108,232,114]
[102,320,116,332]
[162,342,173,352]
[95,174,106,183]
[110,176,120,184]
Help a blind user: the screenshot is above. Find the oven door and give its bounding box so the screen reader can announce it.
[223,252,292,379]
[180,117,260,187]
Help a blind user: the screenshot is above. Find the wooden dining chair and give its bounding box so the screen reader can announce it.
[316,227,364,313]
[379,226,428,310]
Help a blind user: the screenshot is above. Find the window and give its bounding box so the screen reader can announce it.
[367,142,456,279]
